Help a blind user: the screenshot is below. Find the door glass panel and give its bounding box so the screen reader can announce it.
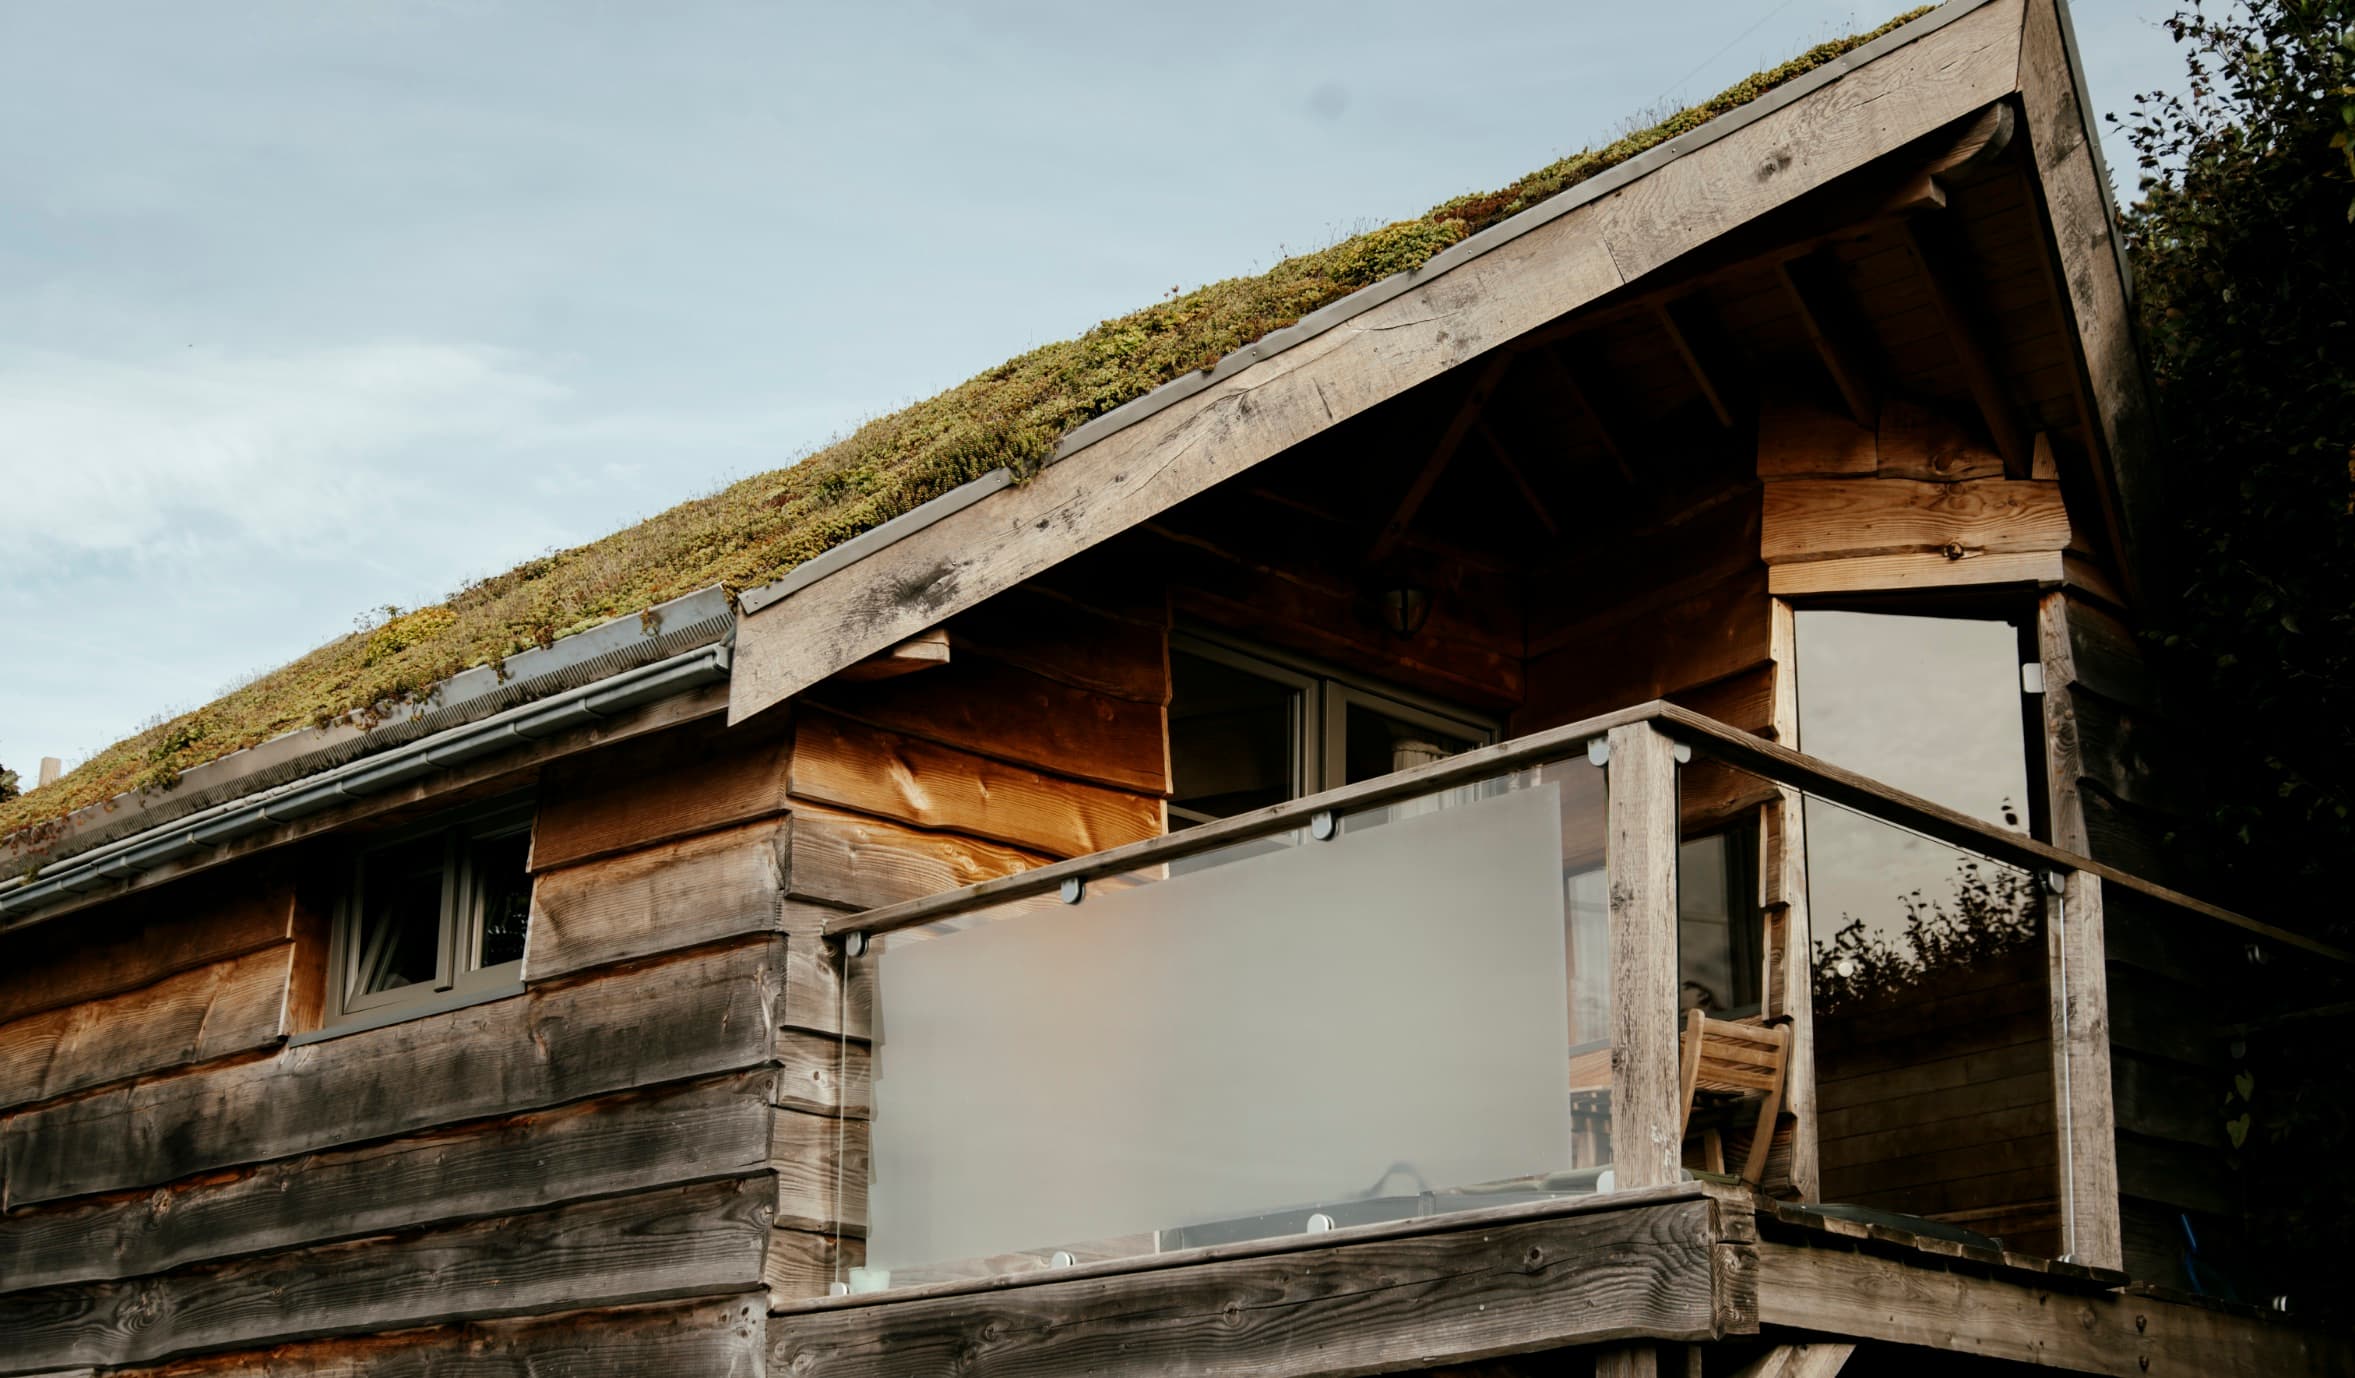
[1342,702,1483,785]
[1168,649,1301,822]
[352,835,445,999]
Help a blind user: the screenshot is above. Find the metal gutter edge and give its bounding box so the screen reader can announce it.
[730,0,1998,620]
[0,641,733,929]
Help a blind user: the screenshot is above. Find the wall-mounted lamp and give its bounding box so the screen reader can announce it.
[1379,585,1432,639]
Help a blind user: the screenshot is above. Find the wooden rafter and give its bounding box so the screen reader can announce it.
[1776,250,1880,429]
[1528,345,1641,492]
[1901,213,2032,477]
[1655,297,1741,430]
[1472,417,1561,539]
[1367,352,1515,564]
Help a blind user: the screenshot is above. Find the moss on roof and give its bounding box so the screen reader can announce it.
[3,8,1928,849]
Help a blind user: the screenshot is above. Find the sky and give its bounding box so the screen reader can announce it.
[0,1,2192,782]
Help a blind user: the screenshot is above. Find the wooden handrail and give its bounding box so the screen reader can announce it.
[822,701,2354,967]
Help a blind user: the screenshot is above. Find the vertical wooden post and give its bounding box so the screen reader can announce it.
[1765,599,1822,1201]
[1594,1341,1664,1378]
[1606,721,1682,1190]
[2036,591,2122,1268]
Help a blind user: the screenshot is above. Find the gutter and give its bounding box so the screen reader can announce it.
[0,641,732,929]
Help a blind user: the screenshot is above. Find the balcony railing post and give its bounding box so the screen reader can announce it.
[2049,868,2122,1268]
[1605,721,1683,1190]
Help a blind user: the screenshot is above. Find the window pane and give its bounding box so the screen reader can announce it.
[1168,650,1300,822]
[1677,830,1760,1016]
[1342,703,1480,785]
[469,831,532,969]
[352,836,444,999]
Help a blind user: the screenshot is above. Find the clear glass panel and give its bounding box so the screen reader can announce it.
[351,835,446,999]
[1804,792,2056,1254]
[845,754,1608,1293]
[468,830,532,969]
[2101,885,2348,1300]
[1794,610,2034,833]
[1167,648,1303,823]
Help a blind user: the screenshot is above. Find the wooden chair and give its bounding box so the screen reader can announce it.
[1678,1010,1791,1187]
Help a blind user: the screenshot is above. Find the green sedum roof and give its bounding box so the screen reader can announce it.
[3,9,1929,848]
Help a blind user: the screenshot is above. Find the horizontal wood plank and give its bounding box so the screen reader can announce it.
[789,711,1163,860]
[786,804,1049,913]
[770,1197,1733,1377]
[0,1071,775,1292]
[0,871,297,1027]
[524,819,789,982]
[1761,477,2070,563]
[0,944,292,1110]
[772,1105,867,1235]
[946,586,1170,704]
[1767,548,2065,595]
[810,652,1168,795]
[0,1177,774,1373]
[1,938,783,1207]
[529,715,792,872]
[1753,1236,2349,1376]
[101,1295,767,1378]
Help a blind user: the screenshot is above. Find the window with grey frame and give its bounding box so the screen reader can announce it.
[1165,633,1498,827]
[329,798,535,1026]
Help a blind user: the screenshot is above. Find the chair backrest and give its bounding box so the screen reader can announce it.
[1681,1011,1789,1098]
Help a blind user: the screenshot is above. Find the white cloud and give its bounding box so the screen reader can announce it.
[0,340,569,560]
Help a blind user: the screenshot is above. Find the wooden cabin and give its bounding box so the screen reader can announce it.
[3,2,2347,1373]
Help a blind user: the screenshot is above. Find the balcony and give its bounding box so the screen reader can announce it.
[770,704,2351,1375]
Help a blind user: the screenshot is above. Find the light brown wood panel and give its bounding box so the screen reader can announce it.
[766,1225,864,1299]
[1756,397,1876,479]
[0,1071,775,1292]
[789,711,1164,860]
[1668,664,1776,737]
[1767,548,2064,595]
[524,818,789,982]
[946,585,1170,704]
[1608,724,1685,1190]
[779,901,873,1038]
[97,1294,768,1378]
[0,869,297,1026]
[1,937,783,1207]
[786,804,1049,914]
[529,714,792,872]
[776,1028,871,1120]
[0,943,292,1110]
[1761,477,2070,563]
[810,653,1168,795]
[0,1176,775,1373]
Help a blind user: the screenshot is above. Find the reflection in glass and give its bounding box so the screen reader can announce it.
[1678,828,1760,1017]
[1342,702,1480,785]
[351,835,445,999]
[470,831,533,968]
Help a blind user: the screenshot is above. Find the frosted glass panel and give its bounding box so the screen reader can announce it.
[864,777,1586,1283]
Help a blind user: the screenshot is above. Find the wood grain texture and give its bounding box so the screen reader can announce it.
[1761,477,2069,563]
[2049,870,2122,1269]
[789,710,1163,860]
[1607,723,1685,1190]
[1766,548,2065,595]
[946,586,1170,704]
[1752,1237,2350,1376]
[524,818,789,982]
[0,1176,775,1374]
[99,1295,767,1378]
[1,938,783,1208]
[809,653,1168,794]
[771,1105,866,1235]
[728,1,2026,723]
[1755,397,1876,480]
[0,870,298,1027]
[0,1071,775,1292]
[768,1197,1732,1378]
[785,804,1048,913]
[1521,567,1771,735]
[778,901,873,1038]
[1875,397,2006,482]
[0,944,291,1110]
[1765,599,1821,1201]
[529,714,792,873]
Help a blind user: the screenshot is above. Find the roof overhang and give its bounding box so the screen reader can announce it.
[725,0,2145,728]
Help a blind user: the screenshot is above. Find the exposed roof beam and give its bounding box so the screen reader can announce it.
[1655,297,1745,430]
[1776,250,1881,429]
[1367,352,1516,564]
[1473,418,1561,539]
[1900,213,2033,477]
[1527,345,1641,493]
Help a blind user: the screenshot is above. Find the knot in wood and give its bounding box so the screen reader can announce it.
[1939,541,1969,561]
